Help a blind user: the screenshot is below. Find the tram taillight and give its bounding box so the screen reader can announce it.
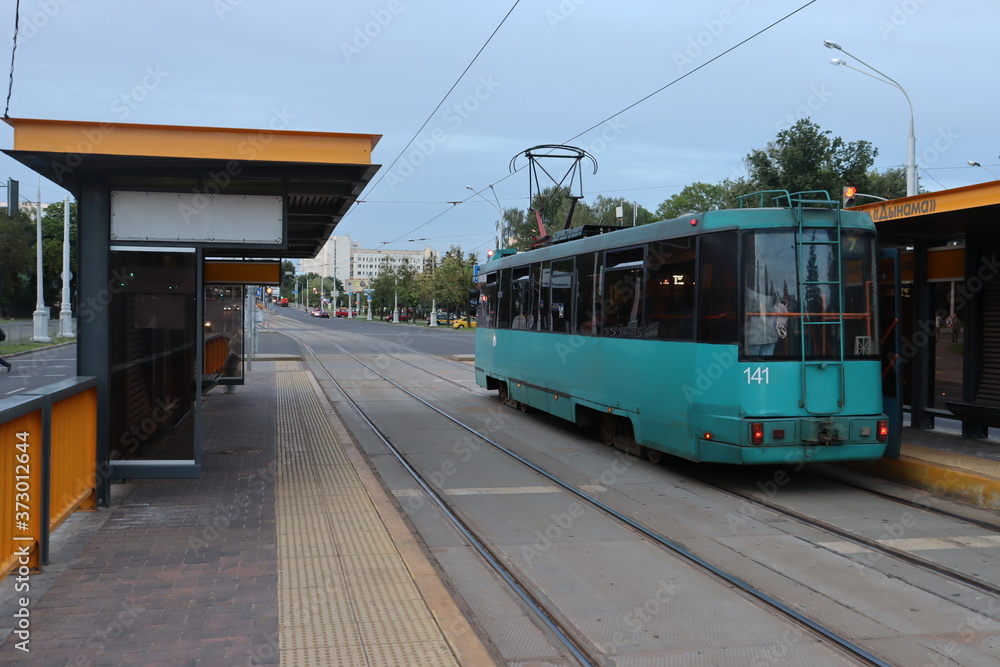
[876,420,889,442]
[750,422,764,445]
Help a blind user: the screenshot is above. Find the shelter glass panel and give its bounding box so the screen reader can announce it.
[203,285,244,384]
[932,281,965,409]
[109,249,197,462]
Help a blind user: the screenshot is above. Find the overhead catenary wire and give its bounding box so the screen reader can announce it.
[380,0,820,247]
[4,0,19,118]
[357,0,522,203]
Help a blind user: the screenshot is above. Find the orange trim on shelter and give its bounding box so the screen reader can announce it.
[5,117,380,165]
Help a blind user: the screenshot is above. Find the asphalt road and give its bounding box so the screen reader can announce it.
[272,306,475,358]
[0,343,79,396]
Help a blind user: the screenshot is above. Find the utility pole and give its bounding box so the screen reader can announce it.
[58,197,75,338]
[32,181,50,342]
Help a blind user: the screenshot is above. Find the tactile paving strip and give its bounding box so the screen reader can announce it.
[903,443,1000,479]
[275,369,461,666]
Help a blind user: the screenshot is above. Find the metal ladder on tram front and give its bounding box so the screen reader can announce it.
[788,192,846,415]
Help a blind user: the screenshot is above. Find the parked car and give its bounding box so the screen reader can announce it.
[428,312,457,325]
[452,316,476,329]
[310,309,330,318]
[334,308,358,317]
[383,311,411,322]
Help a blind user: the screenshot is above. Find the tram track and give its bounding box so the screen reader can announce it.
[289,328,895,666]
[687,470,1000,599]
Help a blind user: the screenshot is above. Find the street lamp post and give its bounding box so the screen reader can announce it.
[409,238,439,327]
[825,40,916,197]
[968,161,999,181]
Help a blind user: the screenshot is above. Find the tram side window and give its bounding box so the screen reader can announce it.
[841,230,879,359]
[576,252,599,335]
[602,247,645,337]
[531,263,546,331]
[550,258,575,333]
[481,273,498,327]
[645,241,695,340]
[697,232,739,344]
[496,268,511,329]
[511,267,532,329]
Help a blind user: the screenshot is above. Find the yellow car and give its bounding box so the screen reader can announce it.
[452,317,477,329]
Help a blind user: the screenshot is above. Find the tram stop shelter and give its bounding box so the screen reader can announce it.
[4,117,380,489]
[852,181,1000,440]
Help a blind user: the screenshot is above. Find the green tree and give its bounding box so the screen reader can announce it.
[435,246,476,315]
[655,182,730,219]
[0,208,33,317]
[744,118,880,198]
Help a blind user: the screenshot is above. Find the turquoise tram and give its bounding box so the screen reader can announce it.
[474,191,888,465]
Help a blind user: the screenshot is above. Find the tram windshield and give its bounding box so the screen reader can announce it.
[741,228,878,360]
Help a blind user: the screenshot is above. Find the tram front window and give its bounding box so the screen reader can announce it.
[741,229,878,360]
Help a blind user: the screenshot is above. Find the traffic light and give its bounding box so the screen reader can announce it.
[265,286,273,295]
[842,186,857,207]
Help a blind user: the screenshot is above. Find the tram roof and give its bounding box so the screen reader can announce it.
[3,117,381,258]
[849,180,1000,245]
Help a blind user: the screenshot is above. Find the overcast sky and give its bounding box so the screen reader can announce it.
[1,0,996,258]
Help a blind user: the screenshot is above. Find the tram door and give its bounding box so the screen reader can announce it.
[878,248,903,458]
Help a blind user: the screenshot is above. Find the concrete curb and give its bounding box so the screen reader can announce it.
[842,457,1000,509]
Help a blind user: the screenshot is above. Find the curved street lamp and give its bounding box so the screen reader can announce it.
[826,40,916,197]
[968,160,999,181]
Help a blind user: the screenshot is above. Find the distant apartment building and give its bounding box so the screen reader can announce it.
[300,235,438,285]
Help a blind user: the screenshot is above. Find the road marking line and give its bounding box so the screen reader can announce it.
[393,484,606,497]
[822,535,1000,553]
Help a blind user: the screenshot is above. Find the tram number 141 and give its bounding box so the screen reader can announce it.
[744,367,769,385]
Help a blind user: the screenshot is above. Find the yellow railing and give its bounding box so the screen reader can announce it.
[1,377,98,578]
[49,386,98,531]
[1,397,45,576]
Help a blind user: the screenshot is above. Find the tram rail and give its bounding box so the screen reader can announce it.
[288,327,895,666]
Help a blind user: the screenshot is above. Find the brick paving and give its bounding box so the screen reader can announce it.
[0,367,279,666]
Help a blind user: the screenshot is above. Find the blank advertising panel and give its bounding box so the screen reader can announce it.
[110,191,283,244]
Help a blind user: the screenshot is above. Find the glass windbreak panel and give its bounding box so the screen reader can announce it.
[697,232,739,343]
[204,285,244,384]
[550,259,575,333]
[576,252,598,335]
[601,247,644,337]
[511,267,532,329]
[480,272,498,327]
[109,250,197,461]
[645,240,695,340]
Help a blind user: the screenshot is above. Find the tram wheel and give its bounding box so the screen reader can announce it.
[519,401,529,413]
[498,384,509,404]
[599,413,617,446]
[645,447,664,466]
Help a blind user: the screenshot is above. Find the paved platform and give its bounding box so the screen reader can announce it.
[1,338,999,664]
[0,359,495,666]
